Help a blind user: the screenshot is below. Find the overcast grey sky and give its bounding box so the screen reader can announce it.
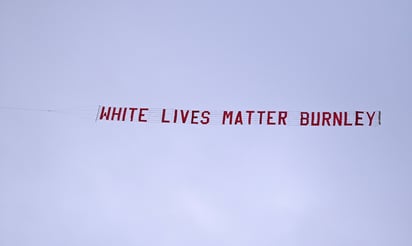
[1,0,411,245]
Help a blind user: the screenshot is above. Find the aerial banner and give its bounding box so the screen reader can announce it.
[96,105,381,127]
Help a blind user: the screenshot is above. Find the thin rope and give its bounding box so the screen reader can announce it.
[0,106,57,112]
[0,106,97,120]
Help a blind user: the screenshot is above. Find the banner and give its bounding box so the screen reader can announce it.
[96,106,381,127]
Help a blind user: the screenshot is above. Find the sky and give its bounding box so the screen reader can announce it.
[0,0,411,245]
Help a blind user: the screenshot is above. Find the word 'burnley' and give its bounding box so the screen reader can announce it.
[97,106,381,127]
